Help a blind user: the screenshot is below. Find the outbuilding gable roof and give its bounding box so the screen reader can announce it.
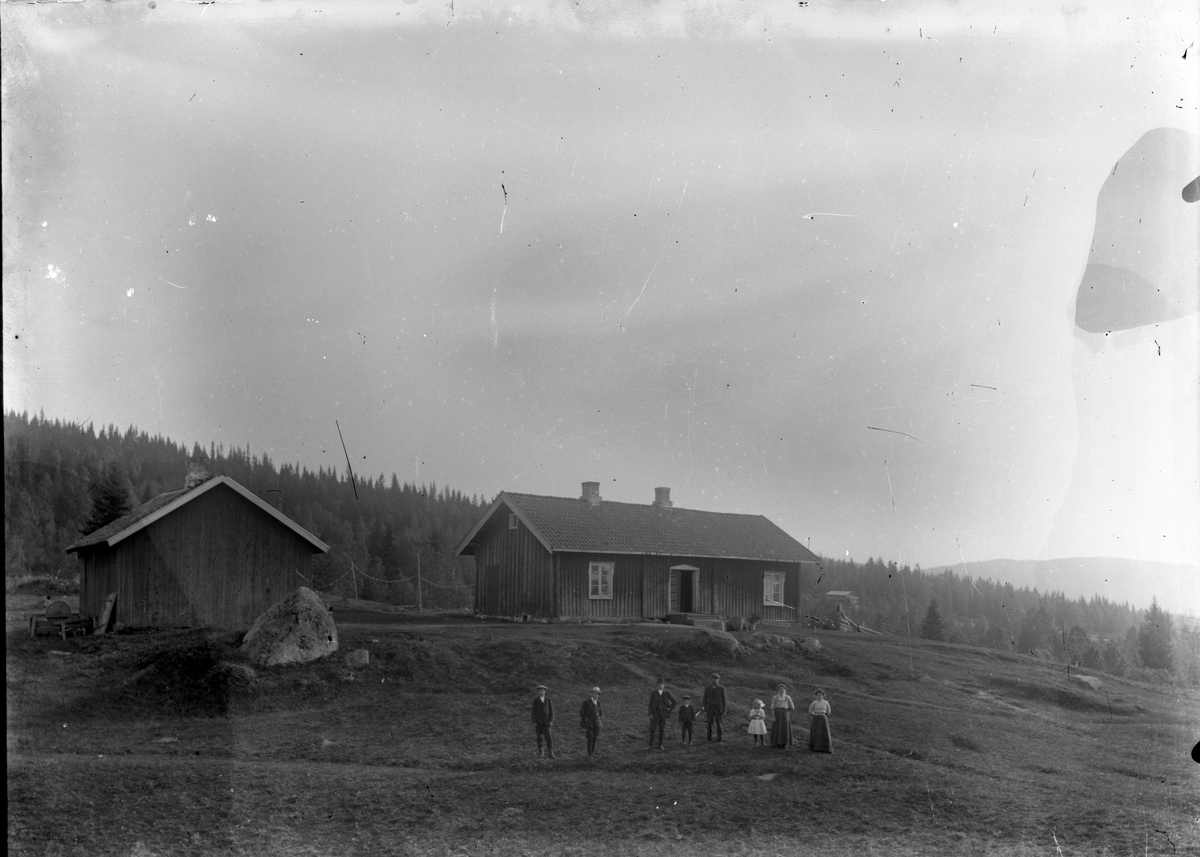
[66,475,329,554]
[455,491,818,564]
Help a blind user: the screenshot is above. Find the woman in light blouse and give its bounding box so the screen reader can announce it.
[769,684,795,749]
[808,688,833,753]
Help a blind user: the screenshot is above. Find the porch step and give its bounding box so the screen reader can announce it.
[667,613,725,631]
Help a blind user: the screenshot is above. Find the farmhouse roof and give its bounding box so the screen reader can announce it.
[454,491,818,564]
[65,475,329,554]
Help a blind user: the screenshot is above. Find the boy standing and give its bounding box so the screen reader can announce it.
[531,684,556,758]
[648,678,677,750]
[678,694,697,744]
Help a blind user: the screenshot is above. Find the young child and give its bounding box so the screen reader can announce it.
[748,700,768,746]
[678,694,697,744]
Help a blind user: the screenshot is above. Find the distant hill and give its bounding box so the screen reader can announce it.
[928,557,1199,615]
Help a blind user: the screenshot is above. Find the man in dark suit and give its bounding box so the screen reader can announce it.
[580,687,603,758]
[703,672,727,742]
[648,678,677,750]
[531,684,556,758]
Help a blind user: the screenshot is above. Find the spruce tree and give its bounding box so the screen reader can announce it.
[1138,598,1176,671]
[920,599,946,641]
[81,460,133,535]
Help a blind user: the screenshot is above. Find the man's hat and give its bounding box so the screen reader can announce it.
[535,685,548,691]
[657,677,668,684]
[590,686,601,694]
[682,694,692,700]
[710,672,721,679]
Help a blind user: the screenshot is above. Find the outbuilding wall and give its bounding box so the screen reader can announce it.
[78,483,317,628]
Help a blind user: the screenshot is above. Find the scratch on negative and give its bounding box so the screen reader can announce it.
[868,425,922,443]
[158,277,186,289]
[970,384,997,391]
[618,255,661,322]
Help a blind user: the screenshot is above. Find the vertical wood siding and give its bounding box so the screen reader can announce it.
[555,553,644,619]
[710,560,801,623]
[473,509,553,617]
[78,485,318,629]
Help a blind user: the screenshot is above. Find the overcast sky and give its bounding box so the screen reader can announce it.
[3,0,1197,572]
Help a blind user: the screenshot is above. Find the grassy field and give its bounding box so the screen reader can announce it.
[7,594,1199,856]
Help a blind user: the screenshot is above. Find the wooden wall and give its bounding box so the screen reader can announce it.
[709,560,801,623]
[554,554,802,622]
[78,485,318,629]
[555,553,646,619]
[472,508,554,617]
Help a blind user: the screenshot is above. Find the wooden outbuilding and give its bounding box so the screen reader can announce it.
[454,482,820,623]
[66,461,328,629]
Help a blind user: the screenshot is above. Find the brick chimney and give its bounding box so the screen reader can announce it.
[184,456,213,490]
[652,487,672,508]
[581,481,602,506]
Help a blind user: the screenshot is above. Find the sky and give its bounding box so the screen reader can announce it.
[3,0,1198,573]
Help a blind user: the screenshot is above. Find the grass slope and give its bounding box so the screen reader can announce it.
[7,603,1199,856]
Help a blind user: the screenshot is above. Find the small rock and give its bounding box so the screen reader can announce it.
[1070,673,1103,691]
[800,638,823,654]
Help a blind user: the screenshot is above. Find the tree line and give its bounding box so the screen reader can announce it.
[811,556,1196,687]
[4,410,484,609]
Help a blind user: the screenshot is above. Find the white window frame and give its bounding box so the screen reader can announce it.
[763,571,786,607]
[589,562,614,600]
[508,513,518,530]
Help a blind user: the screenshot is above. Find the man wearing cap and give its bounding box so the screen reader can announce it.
[702,672,728,742]
[531,685,556,758]
[580,687,603,758]
[648,678,677,750]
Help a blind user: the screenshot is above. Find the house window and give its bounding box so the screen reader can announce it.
[508,513,518,530]
[763,571,785,606]
[589,562,614,600]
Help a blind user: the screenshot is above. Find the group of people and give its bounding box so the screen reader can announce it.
[530,672,833,759]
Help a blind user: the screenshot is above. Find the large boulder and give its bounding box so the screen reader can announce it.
[799,637,823,655]
[1070,673,1103,691]
[241,587,338,667]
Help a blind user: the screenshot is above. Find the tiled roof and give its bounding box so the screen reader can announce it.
[66,476,328,554]
[459,491,818,563]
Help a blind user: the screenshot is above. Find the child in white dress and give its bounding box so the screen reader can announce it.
[748,700,768,745]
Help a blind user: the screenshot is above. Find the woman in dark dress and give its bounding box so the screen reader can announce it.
[769,684,795,748]
[808,688,833,753]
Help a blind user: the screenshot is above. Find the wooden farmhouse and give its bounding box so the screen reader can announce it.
[66,460,328,629]
[455,482,820,623]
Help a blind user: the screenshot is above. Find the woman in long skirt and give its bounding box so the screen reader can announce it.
[808,688,833,753]
[769,684,795,748]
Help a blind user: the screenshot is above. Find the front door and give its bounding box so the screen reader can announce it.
[670,566,700,614]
